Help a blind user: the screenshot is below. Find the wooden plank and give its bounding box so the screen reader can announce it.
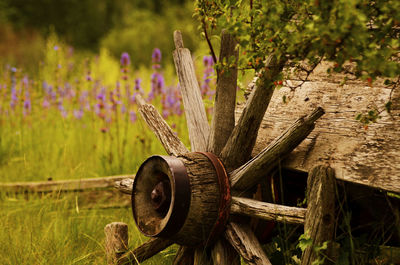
[211,239,240,265]
[225,222,272,265]
[220,55,286,169]
[105,222,129,265]
[118,237,174,264]
[230,196,306,224]
[301,165,336,265]
[0,175,129,193]
[136,94,189,156]
[230,107,324,191]
[114,178,134,195]
[208,31,238,156]
[244,62,400,193]
[173,30,210,151]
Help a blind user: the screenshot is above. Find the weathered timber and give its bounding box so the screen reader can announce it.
[208,31,238,156]
[118,237,174,264]
[173,30,210,151]
[173,246,194,265]
[114,178,134,195]
[230,196,306,224]
[1,175,128,193]
[211,238,240,265]
[136,94,188,156]
[225,222,272,265]
[105,222,128,265]
[243,62,400,193]
[220,55,286,169]
[230,107,325,191]
[194,247,212,265]
[301,165,336,265]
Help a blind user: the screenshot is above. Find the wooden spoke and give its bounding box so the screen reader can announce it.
[136,94,188,156]
[230,107,325,191]
[220,54,286,169]
[208,31,238,156]
[173,30,210,151]
[211,239,240,265]
[231,196,306,224]
[173,246,195,265]
[118,237,174,264]
[225,222,272,265]
[301,165,336,265]
[194,247,212,265]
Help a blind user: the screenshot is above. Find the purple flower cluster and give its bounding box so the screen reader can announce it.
[202,55,215,100]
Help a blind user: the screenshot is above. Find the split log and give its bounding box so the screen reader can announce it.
[230,196,306,224]
[173,30,210,151]
[208,31,238,155]
[136,94,188,156]
[173,246,194,265]
[220,55,286,169]
[225,222,272,265]
[301,165,336,265]
[211,238,240,265]
[230,107,325,191]
[105,222,128,265]
[118,237,174,264]
[114,178,134,195]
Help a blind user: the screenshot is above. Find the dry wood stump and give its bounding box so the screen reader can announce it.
[109,30,332,265]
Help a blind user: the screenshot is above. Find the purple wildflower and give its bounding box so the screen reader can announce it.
[129,110,137,123]
[10,87,17,109]
[152,48,162,69]
[73,109,83,119]
[54,45,59,51]
[120,52,131,67]
[23,91,31,116]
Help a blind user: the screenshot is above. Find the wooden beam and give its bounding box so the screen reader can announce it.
[114,178,134,195]
[211,239,240,265]
[208,31,238,156]
[105,222,128,265]
[0,175,129,193]
[118,237,174,264]
[225,222,272,265]
[194,247,212,265]
[173,30,210,151]
[220,55,286,169]
[301,165,336,265]
[230,196,306,224]
[136,94,189,156]
[230,107,324,191]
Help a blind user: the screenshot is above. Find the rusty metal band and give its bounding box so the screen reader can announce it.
[156,156,191,237]
[196,152,231,245]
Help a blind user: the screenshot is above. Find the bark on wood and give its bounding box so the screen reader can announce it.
[225,222,272,265]
[230,107,324,191]
[230,196,306,224]
[118,237,174,264]
[114,178,134,195]
[220,55,286,169]
[105,222,128,265]
[244,62,400,193]
[173,30,210,151]
[136,94,188,156]
[1,175,128,193]
[208,31,238,156]
[194,247,212,265]
[211,238,240,265]
[301,165,336,265]
[173,246,194,265]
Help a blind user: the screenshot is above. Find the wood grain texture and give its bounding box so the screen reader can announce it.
[1,175,129,193]
[211,239,240,265]
[194,247,211,265]
[118,237,174,264]
[242,62,400,193]
[173,30,210,151]
[301,165,336,265]
[230,196,306,224]
[230,107,324,191]
[105,222,128,265]
[136,94,188,156]
[225,222,272,265]
[173,246,194,265]
[114,178,134,195]
[208,31,238,155]
[221,55,286,169]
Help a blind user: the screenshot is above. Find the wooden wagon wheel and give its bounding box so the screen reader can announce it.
[116,31,326,265]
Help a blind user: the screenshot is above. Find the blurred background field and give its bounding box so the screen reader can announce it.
[0,1,221,264]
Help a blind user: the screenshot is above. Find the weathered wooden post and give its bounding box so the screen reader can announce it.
[105,222,128,265]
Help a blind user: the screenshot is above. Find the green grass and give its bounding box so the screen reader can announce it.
[0,191,178,264]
